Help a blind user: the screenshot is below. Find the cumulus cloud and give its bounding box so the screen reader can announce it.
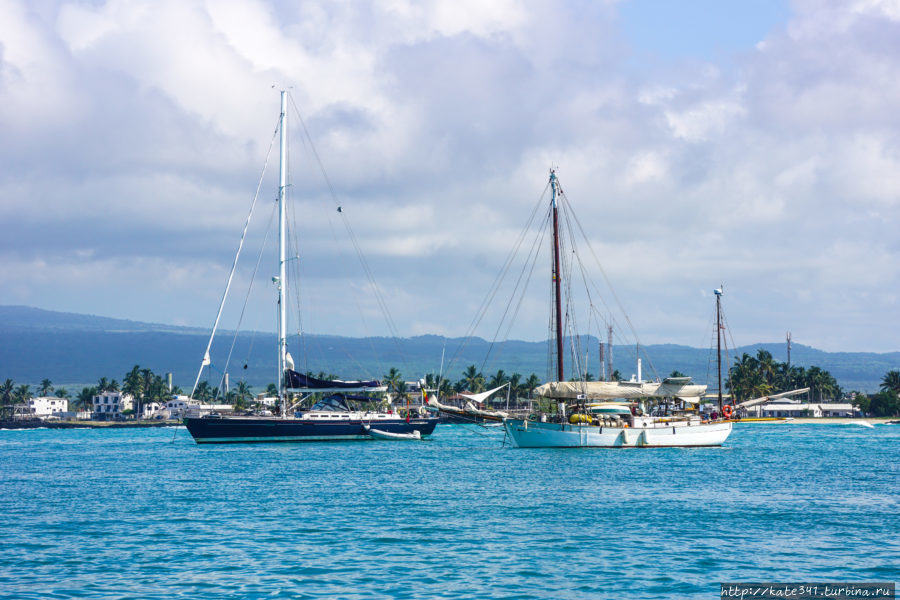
[0,0,898,354]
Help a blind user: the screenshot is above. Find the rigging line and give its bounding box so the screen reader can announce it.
[447,182,550,375]
[560,189,642,344]
[220,200,278,386]
[559,189,659,379]
[316,187,384,377]
[488,217,548,373]
[287,96,407,369]
[190,115,280,399]
[285,101,392,377]
[480,205,551,373]
[555,198,585,380]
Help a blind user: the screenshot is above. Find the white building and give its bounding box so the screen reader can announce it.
[254,394,278,407]
[760,402,857,418]
[27,396,68,417]
[92,391,134,420]
[141,402,162,419]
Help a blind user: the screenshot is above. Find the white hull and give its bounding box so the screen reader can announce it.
[503,418,732,448]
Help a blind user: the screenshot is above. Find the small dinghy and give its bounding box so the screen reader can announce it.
[364,425,422,440]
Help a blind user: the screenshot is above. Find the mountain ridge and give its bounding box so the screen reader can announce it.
[1,305,896,392]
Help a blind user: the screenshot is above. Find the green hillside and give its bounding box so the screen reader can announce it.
[1,305,896,393]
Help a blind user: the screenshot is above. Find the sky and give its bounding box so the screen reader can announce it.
[1,0,899,354]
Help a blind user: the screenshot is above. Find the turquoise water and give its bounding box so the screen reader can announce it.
[0,424,897,599]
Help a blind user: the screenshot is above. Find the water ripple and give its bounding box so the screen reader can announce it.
[0,423,897,598]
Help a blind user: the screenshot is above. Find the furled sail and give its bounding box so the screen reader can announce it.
[735,387,810,409]
[285,369,382,390]
[534,379,707,400]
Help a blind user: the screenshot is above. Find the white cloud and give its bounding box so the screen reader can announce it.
[1,0,898,355]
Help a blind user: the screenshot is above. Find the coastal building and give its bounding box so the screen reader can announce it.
[163,396,198,418]
[92,391,134,420]
[141,402,162,419]
[759,402,856,418]
[253,394,277,407]
[27,396,68,417]
[164,396,231,418]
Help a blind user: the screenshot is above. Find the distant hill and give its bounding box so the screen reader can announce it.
[0,305,896,393]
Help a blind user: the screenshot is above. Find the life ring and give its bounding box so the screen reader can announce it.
[722,405,733,419]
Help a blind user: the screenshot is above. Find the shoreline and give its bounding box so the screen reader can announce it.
[737,417,895,425]
[0,419,181,430]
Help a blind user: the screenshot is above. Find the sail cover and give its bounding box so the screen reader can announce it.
[285,369,381,390]
[459,383,508,404]
[534,380,707,400]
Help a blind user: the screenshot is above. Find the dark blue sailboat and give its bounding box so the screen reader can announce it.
[183,91,437,444]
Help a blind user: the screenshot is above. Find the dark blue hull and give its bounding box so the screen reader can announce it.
[183,416,438,444]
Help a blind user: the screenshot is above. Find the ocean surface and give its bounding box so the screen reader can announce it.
[0,423,897,599]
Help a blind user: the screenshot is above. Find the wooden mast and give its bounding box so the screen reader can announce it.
[716,286,723,411]
[550,170,564,382]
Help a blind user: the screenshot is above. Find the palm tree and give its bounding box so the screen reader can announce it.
[756,349,777,387]
[1,379,14,418]
[194,381,212,402]
[55,388,70,400]
[39,379,53,397]
[880,370,900,395]
[508,373,523,404]
[235,381,253,406]
[438,377,454,400]
[383,368,403,394]
[488,369,509,389]
[97,377,110,393]
[524,373,541,397]
[13,384,32,404]
[460,365,485,393]
[122,365,144,404]
[76,386,97,413]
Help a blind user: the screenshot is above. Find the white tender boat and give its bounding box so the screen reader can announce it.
[364,425,423,440]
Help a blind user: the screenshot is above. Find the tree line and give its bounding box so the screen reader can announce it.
[3,361,897,418]
[0,366,184,418]
[724,349,899,416]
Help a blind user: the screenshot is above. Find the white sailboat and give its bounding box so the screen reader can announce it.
[503,170,733,448]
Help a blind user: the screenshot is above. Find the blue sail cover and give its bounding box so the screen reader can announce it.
[285,369,381,389]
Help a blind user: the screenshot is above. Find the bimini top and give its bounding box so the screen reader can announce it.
[534,378,707,400]
[286,369,385,391]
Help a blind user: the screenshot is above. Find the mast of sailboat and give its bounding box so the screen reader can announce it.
[277,90,288,417]
[715,286,723,411]
[550,169,564,382]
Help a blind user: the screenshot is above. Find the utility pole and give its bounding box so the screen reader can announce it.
[607,324,614,381]
[599,341,606,381]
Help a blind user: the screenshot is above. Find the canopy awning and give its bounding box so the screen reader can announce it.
[534,380,707,400]
[460,383,508,404]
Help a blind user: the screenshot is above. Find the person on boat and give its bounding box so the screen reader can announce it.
[711,410,719,420]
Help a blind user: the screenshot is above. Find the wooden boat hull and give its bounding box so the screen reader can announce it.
[503,419,732,448]
[184,416,438,444]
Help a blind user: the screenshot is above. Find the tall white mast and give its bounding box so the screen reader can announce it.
[277,90,288,416]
